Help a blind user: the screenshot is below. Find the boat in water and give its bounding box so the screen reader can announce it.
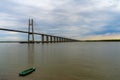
[19,67,36,76]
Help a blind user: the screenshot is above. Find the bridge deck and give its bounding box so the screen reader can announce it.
[0,28,55,37]
[0,28,79,41]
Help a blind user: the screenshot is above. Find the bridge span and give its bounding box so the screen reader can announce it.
[0,19,79,43]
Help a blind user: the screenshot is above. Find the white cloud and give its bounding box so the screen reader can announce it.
[0,12,27,30]
[0,0,120,40]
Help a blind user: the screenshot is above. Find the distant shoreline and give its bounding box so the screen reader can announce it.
[80,40,120,42]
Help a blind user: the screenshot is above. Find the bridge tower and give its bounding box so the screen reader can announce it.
[28,18,34,43]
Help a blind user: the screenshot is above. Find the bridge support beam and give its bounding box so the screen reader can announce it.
[62,38,64,42]
[41,34,44,43]
[58,37,60,42]
[60,37,62,42]
[63,38,65,42]
[61,38,63,42]
[66,38,68,42]
[56,37,58,42]
[50,36,53,43]
[46,36,49,43]
[59,37,61,42]
[61,37,63,42]
[53,36,56,43]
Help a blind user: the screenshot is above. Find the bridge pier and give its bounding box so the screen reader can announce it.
[61,38,63,42]
[50,36,53,43]
[62,38,64,42]
[46,35,49,43]
[64,38,66,42]
[65,38,67,42]
[53,36,57,43]
[41,34,44,43]
[56,37,58,42]
[41,35,71,43]
[58,37,60,42]
[60,37,62,42]
[63,38,65,42]
[65,38,68,42]
[69,39,71,42]
[59,37,61,42]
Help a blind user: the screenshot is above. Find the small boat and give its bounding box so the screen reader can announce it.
[19,67,36,76]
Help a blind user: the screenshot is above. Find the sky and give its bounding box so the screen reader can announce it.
[0,0,120,41]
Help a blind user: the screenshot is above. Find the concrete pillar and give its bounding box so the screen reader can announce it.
[41,34,44,43]
[63,38,65,42]
[54,36,56,42]
[50,36,52,43]
[59,37,61,42]
[57,37,59,42]
[56,37,58,42]
[60,37,62,42]
[68,39,70,42]
[64,38,66,42]
[59,37,60,42]
[66,39,68,42]
[61,38,63,42]
[46,36,49,43]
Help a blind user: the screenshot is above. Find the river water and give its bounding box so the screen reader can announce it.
[0,42,120,80]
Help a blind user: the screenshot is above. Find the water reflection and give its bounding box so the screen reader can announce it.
[0,42,120,80]
[27,44,35,66]
[40,44,55,65]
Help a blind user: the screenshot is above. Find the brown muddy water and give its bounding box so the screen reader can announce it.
[0,42,120,80]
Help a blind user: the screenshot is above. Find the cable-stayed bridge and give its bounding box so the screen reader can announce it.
[0,19,79,43]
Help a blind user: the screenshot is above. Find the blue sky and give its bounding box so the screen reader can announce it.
[0,0,120,40]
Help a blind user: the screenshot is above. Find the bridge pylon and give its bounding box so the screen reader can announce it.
[28,18,34,43]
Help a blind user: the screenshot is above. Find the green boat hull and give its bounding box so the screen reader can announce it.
[19,67,36,76]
